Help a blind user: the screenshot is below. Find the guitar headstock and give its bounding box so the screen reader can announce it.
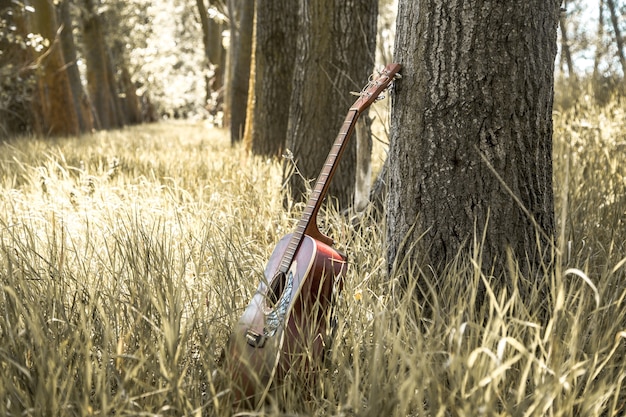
[351,63,402,113]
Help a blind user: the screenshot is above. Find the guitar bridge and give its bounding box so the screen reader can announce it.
[245,329,267,348]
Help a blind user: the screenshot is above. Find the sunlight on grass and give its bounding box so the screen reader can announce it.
[1,104,626,416]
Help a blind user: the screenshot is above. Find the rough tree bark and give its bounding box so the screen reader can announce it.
[285,0,378,210]
[387,0,559,299]
[243,0,298,157]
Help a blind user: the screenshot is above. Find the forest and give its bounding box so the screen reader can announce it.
[0,0,624,138]
[1,0,626,415]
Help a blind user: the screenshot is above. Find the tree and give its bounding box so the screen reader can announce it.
[593,0,606,79]
[386,0,559,301]
[559,1,577,80]
[285,0,378,210]
[81,0,122,129]
[57,0,94,132]
[242,0,298,157]
[196,0,226,118]
[28,0,79,136]
[228,0,254,144]
[606,0,626,76]
[0,3,37,136]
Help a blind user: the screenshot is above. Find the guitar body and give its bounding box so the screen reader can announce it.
[227,233,346,406]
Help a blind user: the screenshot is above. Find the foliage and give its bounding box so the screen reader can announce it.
[1,90,626,415]
[1,0,213,138]
[123,0,210,119]
[0,4,41,137]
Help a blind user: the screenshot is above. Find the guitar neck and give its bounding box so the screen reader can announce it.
[275,62,401,275]
[278,108,360,273]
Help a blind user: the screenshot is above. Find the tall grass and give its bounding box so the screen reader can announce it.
[0,100,625,416]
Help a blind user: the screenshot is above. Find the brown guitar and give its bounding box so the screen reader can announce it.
[226,63,402,407]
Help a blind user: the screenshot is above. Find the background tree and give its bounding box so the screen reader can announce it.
[81,0,122,129]
[593,0,606,80]
[28,0,79,136]
[228,0,253,144]
[57,0,94,133]
[196,0,226,118]
[0,3,37,137]
[285,0,378,210]
[606,0,626,75]
[387,0,559,303]
[242,0,298,157]
[559,1,577,81]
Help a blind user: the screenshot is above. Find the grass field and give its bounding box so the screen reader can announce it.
[1,97,626,416]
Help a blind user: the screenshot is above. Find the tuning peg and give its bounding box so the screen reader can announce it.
[394,73,402,80]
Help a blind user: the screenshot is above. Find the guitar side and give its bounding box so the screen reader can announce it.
[227,234,346,406]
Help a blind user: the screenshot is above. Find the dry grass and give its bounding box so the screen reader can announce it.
[1,99,625,416]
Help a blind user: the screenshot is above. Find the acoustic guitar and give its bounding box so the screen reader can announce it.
[226,63,402,407]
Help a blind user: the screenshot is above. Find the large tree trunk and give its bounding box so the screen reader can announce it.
[229,0,254,144]
[387,0,559,299]
[29,0,79,136]
[243,0,298,157]
[285,0,378,210]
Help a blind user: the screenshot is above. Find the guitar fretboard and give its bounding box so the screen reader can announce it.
[273,63,401,276]
[278,109,359,273]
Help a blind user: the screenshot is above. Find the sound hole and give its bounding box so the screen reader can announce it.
[267,272,286,307]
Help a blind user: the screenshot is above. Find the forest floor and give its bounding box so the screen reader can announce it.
[1,102,625,415]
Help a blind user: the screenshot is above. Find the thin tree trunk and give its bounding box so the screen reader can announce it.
[606,0,626,76]
[593,0,605,79]
[120,64,142,125]
[242,5,256,150]
[222,0,237,128]
[244,0,298,157]
[559,2,577,80]
[197,0,213,105]
[355,116,373,211]
[196,0,226,115]
[82,0,120,129]
[229,0,254,144]
[57,0,93,133]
